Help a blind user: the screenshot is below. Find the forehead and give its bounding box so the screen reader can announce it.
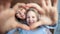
[27,11,36,16]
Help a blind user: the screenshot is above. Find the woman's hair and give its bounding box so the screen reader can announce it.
[26,8,40,21]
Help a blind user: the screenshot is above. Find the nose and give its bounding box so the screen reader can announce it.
[21,13,25,17]
[29,17,33,22]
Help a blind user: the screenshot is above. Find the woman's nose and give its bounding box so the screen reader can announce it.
[21,13,25,17]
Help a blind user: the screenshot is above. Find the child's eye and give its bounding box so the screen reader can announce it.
[32,16,35,18]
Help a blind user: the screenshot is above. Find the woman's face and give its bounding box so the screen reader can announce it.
[26,11,37,25]
[16,7,26,19]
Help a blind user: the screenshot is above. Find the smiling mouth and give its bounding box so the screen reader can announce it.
[28,21,34,25]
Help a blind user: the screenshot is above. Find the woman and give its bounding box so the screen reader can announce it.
[7,8,52,34]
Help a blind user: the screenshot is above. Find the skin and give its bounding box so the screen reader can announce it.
[0,3,30,34]
[14,2,58,30]
[0,0,58,34]
[13,3,26,19]
[26,0,58,29]
[0,9,30,34]
[26,9,38,25]
[0,0,12,10]
[12,0,58,30]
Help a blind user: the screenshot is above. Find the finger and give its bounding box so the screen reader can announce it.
[41,0,50,13]
[16,13,21,18]
[27,3,45,15]
[41,0,47,8]
[26,3,36,8]
[51,0,58,7]
[45,0,52,7]
[13,3,25,10]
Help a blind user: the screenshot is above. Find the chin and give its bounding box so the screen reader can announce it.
[28,22,34,25]
[21,18,25,19]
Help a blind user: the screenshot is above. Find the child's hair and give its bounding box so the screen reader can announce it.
[26,8,40,21]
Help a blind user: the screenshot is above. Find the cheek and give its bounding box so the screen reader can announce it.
[33,18,37,22]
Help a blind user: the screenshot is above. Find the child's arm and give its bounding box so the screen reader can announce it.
[13,3,26,10]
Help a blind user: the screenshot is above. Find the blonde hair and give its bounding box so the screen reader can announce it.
[26,8,40,21]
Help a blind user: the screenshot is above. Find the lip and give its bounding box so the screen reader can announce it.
[29,21,34,24]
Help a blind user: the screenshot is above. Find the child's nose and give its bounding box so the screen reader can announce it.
[29,18,33,21]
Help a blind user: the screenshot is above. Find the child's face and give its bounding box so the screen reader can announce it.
[26,11,37,25]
